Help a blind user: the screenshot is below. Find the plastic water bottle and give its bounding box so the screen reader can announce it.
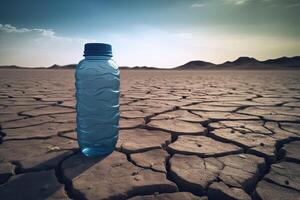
[75,43,120,157]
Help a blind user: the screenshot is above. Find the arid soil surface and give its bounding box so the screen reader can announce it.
[0,69,300,200]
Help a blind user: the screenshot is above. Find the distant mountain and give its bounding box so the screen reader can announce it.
[132,66,159,70]
[0,65,45,69]
[119,66,160,70]
[175,56,300,70]
[49,64,76,69]
[262,56,300,68]
[119,66,131,70]
[175,60,216,70]
[0,65,24,69]
[215,57,268,69]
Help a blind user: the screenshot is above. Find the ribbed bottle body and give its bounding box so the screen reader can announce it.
[75,56,119,156]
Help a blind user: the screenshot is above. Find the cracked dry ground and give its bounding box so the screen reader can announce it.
[0,69,300,200]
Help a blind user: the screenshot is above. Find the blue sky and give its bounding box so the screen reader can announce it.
[0,0,300,68]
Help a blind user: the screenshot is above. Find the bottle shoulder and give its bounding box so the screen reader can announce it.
[77,58,119,70]
[77,58,119,77]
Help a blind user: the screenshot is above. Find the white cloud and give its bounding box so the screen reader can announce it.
[191,3,205,8]
[0,24,52,35]
[224,0,278,6]
[224,0,250,5]
[287,3,300,8]
[0,24,88,43]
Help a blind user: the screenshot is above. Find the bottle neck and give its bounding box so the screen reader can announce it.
[84,55,112,60]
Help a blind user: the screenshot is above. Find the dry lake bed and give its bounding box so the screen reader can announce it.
[0,69,300,200]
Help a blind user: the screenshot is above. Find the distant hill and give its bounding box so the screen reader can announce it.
[49,64,76,69]
[123,66,159,70]
[262,56,300,68]
[0,65,45,69]
[1,56,300,70]
[215,56,300,69]
[215,57,268,69]
[176,60,215,70]
[0,65,23,69]
[175,56,300,70]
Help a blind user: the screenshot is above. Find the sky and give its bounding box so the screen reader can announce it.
[0,0,300,68]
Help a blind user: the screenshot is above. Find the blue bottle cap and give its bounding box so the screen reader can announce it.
[84,43,112,57]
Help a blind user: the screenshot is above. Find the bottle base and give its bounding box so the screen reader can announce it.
[78,135,118,157]
[81,147,114,157]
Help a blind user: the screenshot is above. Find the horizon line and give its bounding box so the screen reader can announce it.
[0,55,300,69]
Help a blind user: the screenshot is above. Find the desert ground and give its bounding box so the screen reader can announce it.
[0,69,300,200]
